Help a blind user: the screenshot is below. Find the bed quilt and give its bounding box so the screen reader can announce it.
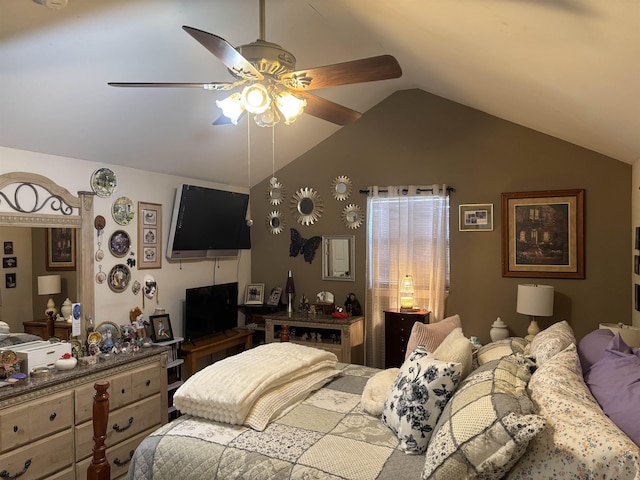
[127,363,425,480]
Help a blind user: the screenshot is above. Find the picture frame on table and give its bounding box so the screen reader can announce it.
[459,204,493,231]
[266,287,283,306]
[150,313,174,342]
[46,227,76,271]
[245,283,265,305]
[501,189,584,279]
[138,202,162,269]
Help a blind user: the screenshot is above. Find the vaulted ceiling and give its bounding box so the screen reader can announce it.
[1,0,638,187]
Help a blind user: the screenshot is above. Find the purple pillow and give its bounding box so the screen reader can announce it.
[577,328,614,376]
[585,334,640,446]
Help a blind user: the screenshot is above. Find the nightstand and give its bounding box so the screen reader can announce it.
[384,309,430,368]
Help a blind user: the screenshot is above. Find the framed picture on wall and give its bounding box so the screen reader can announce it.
[459,204,493,231]
[46,228,76,271]
[138,202,162,269]
[501,189,584,278]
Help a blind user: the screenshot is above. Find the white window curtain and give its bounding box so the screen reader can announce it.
[364,185,450,368]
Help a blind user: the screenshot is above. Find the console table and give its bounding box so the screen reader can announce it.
[265,313,364,364]
[180,329,253,378]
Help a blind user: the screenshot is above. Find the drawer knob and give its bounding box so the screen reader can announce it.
[0,458,31,479]
[113,417,134,433]
[12,425,18,433]
[49,412,57,421]
[146,379,151,387]
[121,388,126,394]
[114,450,135,467]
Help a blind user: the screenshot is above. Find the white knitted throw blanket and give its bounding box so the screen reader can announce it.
[174,342,338,424]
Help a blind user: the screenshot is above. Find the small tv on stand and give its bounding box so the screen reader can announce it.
[184,282,239,345]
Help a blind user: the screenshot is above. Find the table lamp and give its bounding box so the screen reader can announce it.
[38,274,61,318]
[399,275,415,310]
[285,270,295,314]
[517,284,554,342]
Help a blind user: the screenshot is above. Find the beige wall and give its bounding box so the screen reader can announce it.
[250,89,632,345]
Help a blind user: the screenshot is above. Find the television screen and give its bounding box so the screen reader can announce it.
[167,184,251,259]
[184,282,239,343]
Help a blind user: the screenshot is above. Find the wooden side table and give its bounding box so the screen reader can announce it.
[384,309,430,368]
[23,319,73,340]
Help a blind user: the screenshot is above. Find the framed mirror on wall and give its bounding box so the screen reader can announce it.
[322,235,355,281]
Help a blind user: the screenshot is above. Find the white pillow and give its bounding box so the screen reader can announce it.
[529,320,576,366]
[434,327,473,379]
[361,368,400,417]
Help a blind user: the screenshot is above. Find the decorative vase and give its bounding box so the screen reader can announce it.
[60,298,73,321]
[490,317,509,342]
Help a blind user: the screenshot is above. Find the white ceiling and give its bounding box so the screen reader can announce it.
[1,0,638,187]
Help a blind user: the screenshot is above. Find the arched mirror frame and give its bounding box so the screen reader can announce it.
[0,172,95,341]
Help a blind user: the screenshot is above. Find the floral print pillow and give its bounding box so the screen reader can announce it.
[382,346,462,454]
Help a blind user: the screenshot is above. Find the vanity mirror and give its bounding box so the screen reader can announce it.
[0,172,95,339]
[322,235,355,281]
[291,187,323,226]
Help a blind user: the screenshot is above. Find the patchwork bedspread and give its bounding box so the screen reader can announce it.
[127,364,425,480]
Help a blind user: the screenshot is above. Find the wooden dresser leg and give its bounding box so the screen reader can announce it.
[87,381,110,480]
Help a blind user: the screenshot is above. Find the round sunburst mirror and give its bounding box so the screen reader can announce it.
[342,204,364,229]
[291,187,323,226]
[266,211,285,234]
[331,175,352,201]
[267,178,285,206]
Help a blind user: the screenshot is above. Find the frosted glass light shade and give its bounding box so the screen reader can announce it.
[400,275,415,309]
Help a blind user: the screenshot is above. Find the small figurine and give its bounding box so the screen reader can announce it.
[344,293,362,316]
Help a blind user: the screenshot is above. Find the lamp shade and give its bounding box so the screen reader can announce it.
[516,284,554,317]
[400,275,415,309]
[38,275,61,295]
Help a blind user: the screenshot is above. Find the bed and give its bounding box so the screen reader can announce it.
[125,321,640,480]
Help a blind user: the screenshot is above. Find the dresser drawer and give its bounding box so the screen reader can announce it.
[0,428,73,480]
[75,394,162,462]
[1,391,73,453]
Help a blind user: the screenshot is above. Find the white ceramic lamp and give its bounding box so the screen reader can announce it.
[38,274,61,318]
[516,284,554,342]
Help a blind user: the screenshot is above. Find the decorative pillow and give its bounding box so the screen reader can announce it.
[382,347,462,454]
[361,368,399,417]
[423,354,545,480]
[585,334,640,446]
[405,314,461,359]
[476,337,527,365]
[507,343,640,480]
[433,327,473,379]
[529,320,576,366]
[577,328,614,376]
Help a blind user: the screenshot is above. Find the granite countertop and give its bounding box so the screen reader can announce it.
[0,345,167,403]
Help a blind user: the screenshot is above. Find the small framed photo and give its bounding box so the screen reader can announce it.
[266,286,282,306]
[5,273,16,289]
[2,257,17,269]
[635,255,640,276]
[138,202,162,269]
[4,242,13,255]
[459,204,494,231]
[245,283,265,305]
[149,314,174,342]
[636,227,640,251]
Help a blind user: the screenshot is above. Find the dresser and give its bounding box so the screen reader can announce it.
[0,346,167,480]
[384,309,430,368]
[265,313,364,364]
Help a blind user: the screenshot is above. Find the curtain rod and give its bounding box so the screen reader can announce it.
[359,186,455,195]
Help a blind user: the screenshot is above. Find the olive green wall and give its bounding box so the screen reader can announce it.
[250,89,631,345]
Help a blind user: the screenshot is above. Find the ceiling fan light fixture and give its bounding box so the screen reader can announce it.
[241,83,271,114]
[216,92,245,124]
[276,91,306,125]
[254,105,279,128]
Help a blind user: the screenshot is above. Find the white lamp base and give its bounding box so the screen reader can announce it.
[525,318,540,342]
[44,297,57,318]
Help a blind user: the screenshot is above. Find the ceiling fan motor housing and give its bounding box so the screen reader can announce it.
[235,40,296,78]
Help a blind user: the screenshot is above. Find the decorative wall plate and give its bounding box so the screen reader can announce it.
[109,230,131,257]
[112,196,135,225]
[90,168,117,198]
[108,263,131,292]
[330,175,352,201]
[96,321,121,342]
[267,179,285,206]
[266,211,285,234]
[291,187,323,226]
[342,204,365,229]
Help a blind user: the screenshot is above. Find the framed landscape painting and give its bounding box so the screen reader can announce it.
[46,227,76,271]
[501,189,584,279]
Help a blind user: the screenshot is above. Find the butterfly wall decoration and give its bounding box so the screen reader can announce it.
[289,228,322,264]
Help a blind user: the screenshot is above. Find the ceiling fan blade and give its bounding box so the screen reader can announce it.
[282,55,402,91]
[296,92,361,126]
[108,82,235,90]
[182,26,264,81]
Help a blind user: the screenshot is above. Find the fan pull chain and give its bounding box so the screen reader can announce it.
[270,126,277,185]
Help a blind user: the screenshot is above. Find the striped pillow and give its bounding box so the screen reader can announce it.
[405,314,461,359]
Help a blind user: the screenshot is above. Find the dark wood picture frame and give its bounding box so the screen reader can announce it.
[46,227,76,271]
[501,189,584,278]
[138,201,162,269]
[149,313,174,342]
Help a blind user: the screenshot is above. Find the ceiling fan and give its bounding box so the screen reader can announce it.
[108,0,402,127]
